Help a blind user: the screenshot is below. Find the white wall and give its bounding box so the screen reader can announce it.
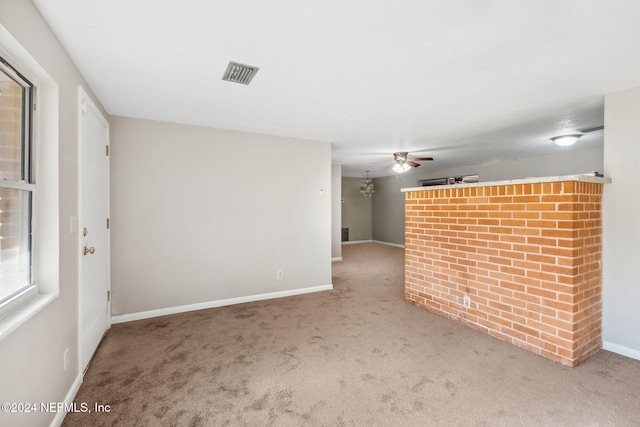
[110,117,332,317]
[602,86,640,360]
[372,147,604,245]
[474,146,604,182]
[331,164,342,259]
[0,2,108,426]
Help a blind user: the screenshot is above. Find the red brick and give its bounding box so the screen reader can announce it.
[403,179,604,366]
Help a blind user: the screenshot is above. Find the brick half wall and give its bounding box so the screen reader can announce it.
[404,179,605,366]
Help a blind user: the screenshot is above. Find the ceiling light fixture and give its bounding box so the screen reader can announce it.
[360,170,375,197]
[392,163,411,173]
[393,151,411,173]
[551,134,582,147]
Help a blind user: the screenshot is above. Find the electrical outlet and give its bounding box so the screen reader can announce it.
[276,269,284,280]
[63,348,70,371]
[463,294,471,309]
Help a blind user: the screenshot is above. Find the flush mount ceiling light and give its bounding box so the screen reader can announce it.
[360,170,375,197]
[222,61,259,85]
[551,134,582,147]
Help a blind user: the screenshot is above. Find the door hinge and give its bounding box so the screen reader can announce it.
[33,103,37,111]
[106,218,110,229]
[106,145,110,156]
[107,290,110,302]
[81,101,88,114]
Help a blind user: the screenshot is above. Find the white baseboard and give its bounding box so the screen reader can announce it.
[332,257,343,262]
[603,340,640,361]
[341,240,373,245]
[342,239,405,249]
[111,284,334,324]
[372,240,405,249]
[49,372,83,427]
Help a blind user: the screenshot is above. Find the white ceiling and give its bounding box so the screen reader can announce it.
[33,0,640,177]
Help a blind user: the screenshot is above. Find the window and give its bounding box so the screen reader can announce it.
[418,174,479,187]
[0,28,58,339]
[0,55,36,314]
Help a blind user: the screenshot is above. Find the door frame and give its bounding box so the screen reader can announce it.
[77,85,111,373]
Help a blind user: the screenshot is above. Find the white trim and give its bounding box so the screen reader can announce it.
[603,340,640,361]
[0,180,36,191]
[0,293,56,340]
[111,284,334,324]
[401,174,611,192]
[0,23,59,341]
[77,85,111,372]
[372,240,405,249]
[49,373,83,427]
[341,239,405,249]
[332,257,343,262]
[342,240,373,245]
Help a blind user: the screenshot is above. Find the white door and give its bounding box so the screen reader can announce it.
[79,86,110,372]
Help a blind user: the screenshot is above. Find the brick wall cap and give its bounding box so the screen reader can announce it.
[401,175,611,193]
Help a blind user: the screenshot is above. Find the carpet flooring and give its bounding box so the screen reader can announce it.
[63,243,640,426]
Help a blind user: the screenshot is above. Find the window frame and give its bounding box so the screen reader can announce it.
[0,52,37,319]
[0,25,59,341]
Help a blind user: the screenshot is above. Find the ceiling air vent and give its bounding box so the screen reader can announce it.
[222,61,259,85]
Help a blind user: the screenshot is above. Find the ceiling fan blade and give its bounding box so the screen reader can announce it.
[410,157,434,161]
[579,125,604,133]
[408,160,420,167]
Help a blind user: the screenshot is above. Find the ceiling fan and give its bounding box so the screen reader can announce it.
[393,151,433,173]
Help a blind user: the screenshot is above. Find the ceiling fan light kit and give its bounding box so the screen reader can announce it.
[392,151,433,173]
[393,163,411,173]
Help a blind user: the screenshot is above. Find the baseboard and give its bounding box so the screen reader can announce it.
[372,240,405,249]
[111,284,334,324]
[49,372,83,427]
[332,257,343,262]
[603,340,640,361]
[342,239,405,249]
[341,240,373,245]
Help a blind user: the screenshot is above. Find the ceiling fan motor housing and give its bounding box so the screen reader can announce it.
[393,151,433,169]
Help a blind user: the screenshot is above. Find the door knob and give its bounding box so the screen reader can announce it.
[83,246,95,255]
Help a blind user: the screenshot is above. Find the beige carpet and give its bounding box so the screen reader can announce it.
[63,243,640,426]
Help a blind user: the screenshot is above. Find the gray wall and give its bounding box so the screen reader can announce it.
[0,2,108,426]
[603,86,640,359]
[371,175,406,245]
[110,116,332,316]
[341,177,372,241]
[372,147,604,245]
